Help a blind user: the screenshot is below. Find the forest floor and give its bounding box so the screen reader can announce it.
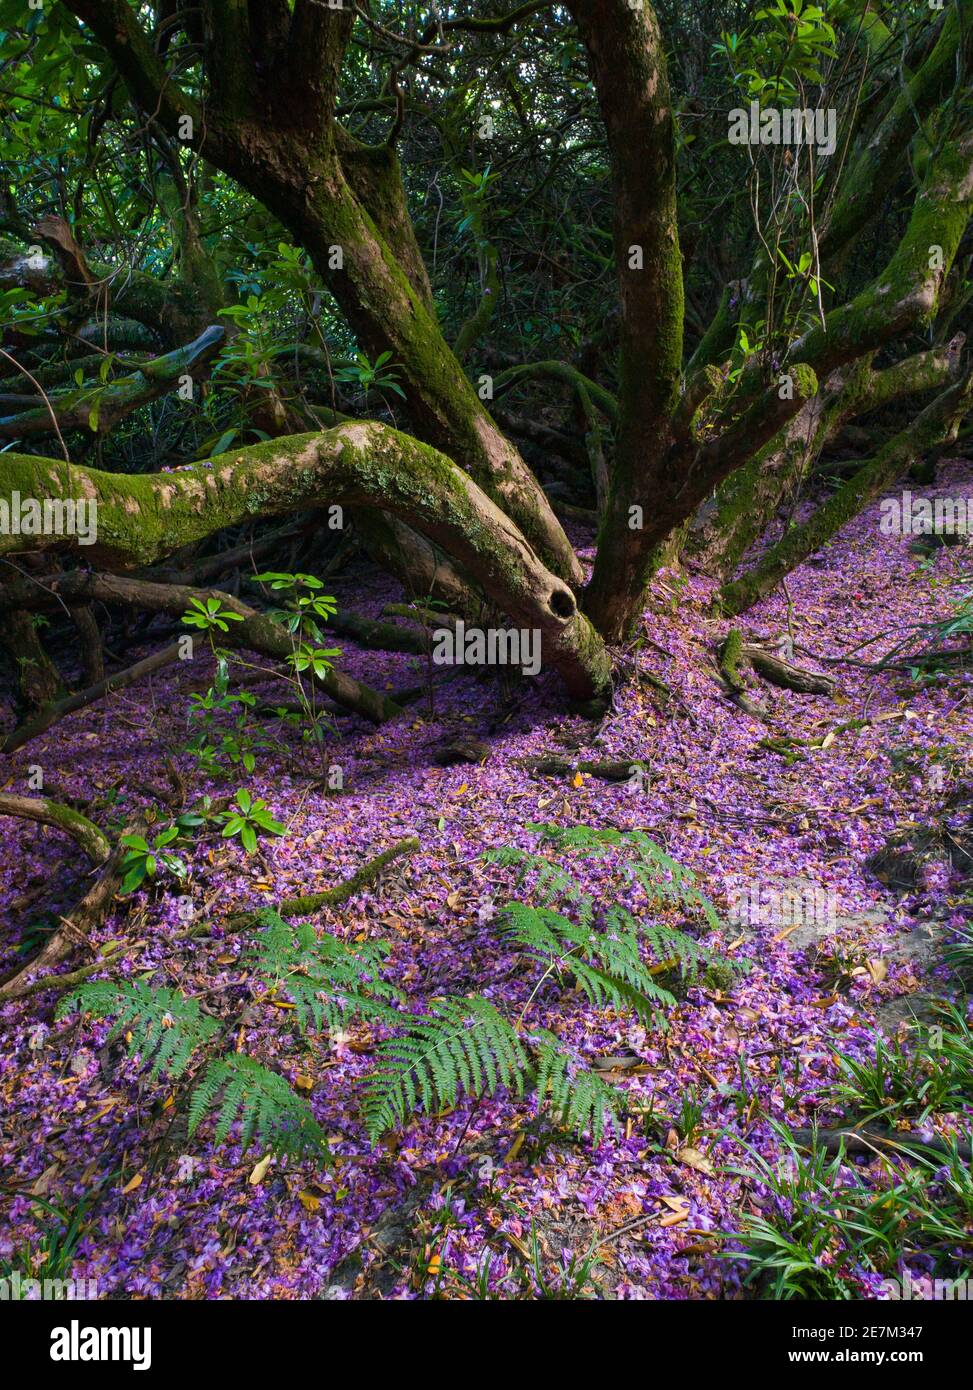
[2,461,972,1300]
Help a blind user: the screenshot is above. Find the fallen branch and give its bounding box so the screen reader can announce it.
[9,942,126,1001]
[2,640,183,754]
[717,630,834,710]
[0,793,111,863]
[224,836,421,928]
[718,630,748,694]
[716,631,773,722]
[0,817,146,1001]
[790,1125,972,1163]
[9,573,402,726]
[740,643,837,696]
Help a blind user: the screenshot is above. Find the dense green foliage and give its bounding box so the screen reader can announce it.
[57,825,734,1156]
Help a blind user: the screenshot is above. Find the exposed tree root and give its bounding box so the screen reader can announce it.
[2,640,183,754]
[0,817,146,1001]
[223,836,421,929]
[0,793,111,863]
[740,643,837,696]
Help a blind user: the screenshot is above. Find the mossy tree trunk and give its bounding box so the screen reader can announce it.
[43,1,973,649]
[568,0,685,640]
[691,340,967,578]
[722,368,973,614]
[60,0,582,587]
[0,424,612,698]
[0,607,64,712]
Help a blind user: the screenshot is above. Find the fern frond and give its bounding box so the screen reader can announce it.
[521,823,723,930]
[525,823,627,855]
[531,1031,626,1144]
[500,901,572,958]
[250,910,402,1034]
[501,901,678,1022]
[484,846,593,921]
[570,957,677,1022]
[190,1054,329,1158]
[362,995,528,1139]
[56,979,218,1080]
[498,834,743,1026]
[621,831,722,929]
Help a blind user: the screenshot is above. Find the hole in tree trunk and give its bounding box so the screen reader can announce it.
[549,589,576,618]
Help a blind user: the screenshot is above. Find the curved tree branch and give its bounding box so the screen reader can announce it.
[0,421,611,697]
[0,793,111,863]
[0,325,224,438]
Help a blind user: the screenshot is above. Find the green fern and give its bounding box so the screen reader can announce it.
[56,980,219,1080]
[531,1030,626,1144]
[501,901,678,1021]
[249,909,402,1033]
[55,835,723,1158]
[362,995,528,1139]
[492,828,740,1027]
[188,1054,329,1158]
[487,823,721,930]
[486,845,594,923]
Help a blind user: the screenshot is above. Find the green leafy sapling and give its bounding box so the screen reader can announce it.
[219,788,287,855]
[119,827,187,895]
[250,571,341,768]
[181,595,245,634]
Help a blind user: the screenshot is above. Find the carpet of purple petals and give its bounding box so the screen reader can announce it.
[1,463,972,1300]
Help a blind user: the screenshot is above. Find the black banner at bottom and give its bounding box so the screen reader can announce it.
[1,1295,967,1376]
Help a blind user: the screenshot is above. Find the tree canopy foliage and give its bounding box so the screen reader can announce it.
[0,0,970,684]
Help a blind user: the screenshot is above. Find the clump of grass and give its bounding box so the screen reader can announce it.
[725,1004,973,1297]
[832,1004,973,1124]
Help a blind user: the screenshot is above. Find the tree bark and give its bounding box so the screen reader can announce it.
[0,793,111,863]
[689,341,965,578]
[723,369,973,613]
[0,606,63,711]
[568,0,685,640]
[0,422,611,697]
[60,0,583,587]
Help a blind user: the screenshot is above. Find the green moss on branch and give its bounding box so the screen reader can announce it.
[0,793,111,863]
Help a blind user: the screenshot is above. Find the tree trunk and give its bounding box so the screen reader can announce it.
[569,0,685,640]
[60,1,583,589]
[722,369,973,614]
[0,606,63,711]
[0,422,611,698]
